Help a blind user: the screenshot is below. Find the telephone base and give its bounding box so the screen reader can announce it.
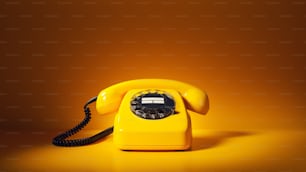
[113,89,192,150]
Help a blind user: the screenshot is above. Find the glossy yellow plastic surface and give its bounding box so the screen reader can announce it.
[96,79,209,115]
[114,89,191,150]
[94,79,208,150]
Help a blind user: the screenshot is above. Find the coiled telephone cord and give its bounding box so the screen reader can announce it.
[52,96,114,146]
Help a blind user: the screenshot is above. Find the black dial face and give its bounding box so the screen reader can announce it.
[130,90,175,120]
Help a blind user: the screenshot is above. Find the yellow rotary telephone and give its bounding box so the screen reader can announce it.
[53,79,209,150]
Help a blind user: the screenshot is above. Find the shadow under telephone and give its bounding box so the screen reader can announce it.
[52,79,209,150]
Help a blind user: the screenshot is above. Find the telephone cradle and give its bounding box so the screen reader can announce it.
[52,79,209,150]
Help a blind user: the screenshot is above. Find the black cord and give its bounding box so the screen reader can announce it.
[52,96,114,146]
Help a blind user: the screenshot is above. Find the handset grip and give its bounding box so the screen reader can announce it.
[96,79,209,115]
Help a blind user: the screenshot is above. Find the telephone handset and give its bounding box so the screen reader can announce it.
[52,79,209,150]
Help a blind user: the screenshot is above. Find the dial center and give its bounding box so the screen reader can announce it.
[130,90,175,120]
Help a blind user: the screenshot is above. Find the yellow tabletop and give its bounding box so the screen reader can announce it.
[1,128,305,171]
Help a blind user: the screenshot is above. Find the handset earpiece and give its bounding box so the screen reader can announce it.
[96,88,126,115]
[181,88,209,115]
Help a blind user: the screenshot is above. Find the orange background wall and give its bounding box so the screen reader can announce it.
[0,0,305,171]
